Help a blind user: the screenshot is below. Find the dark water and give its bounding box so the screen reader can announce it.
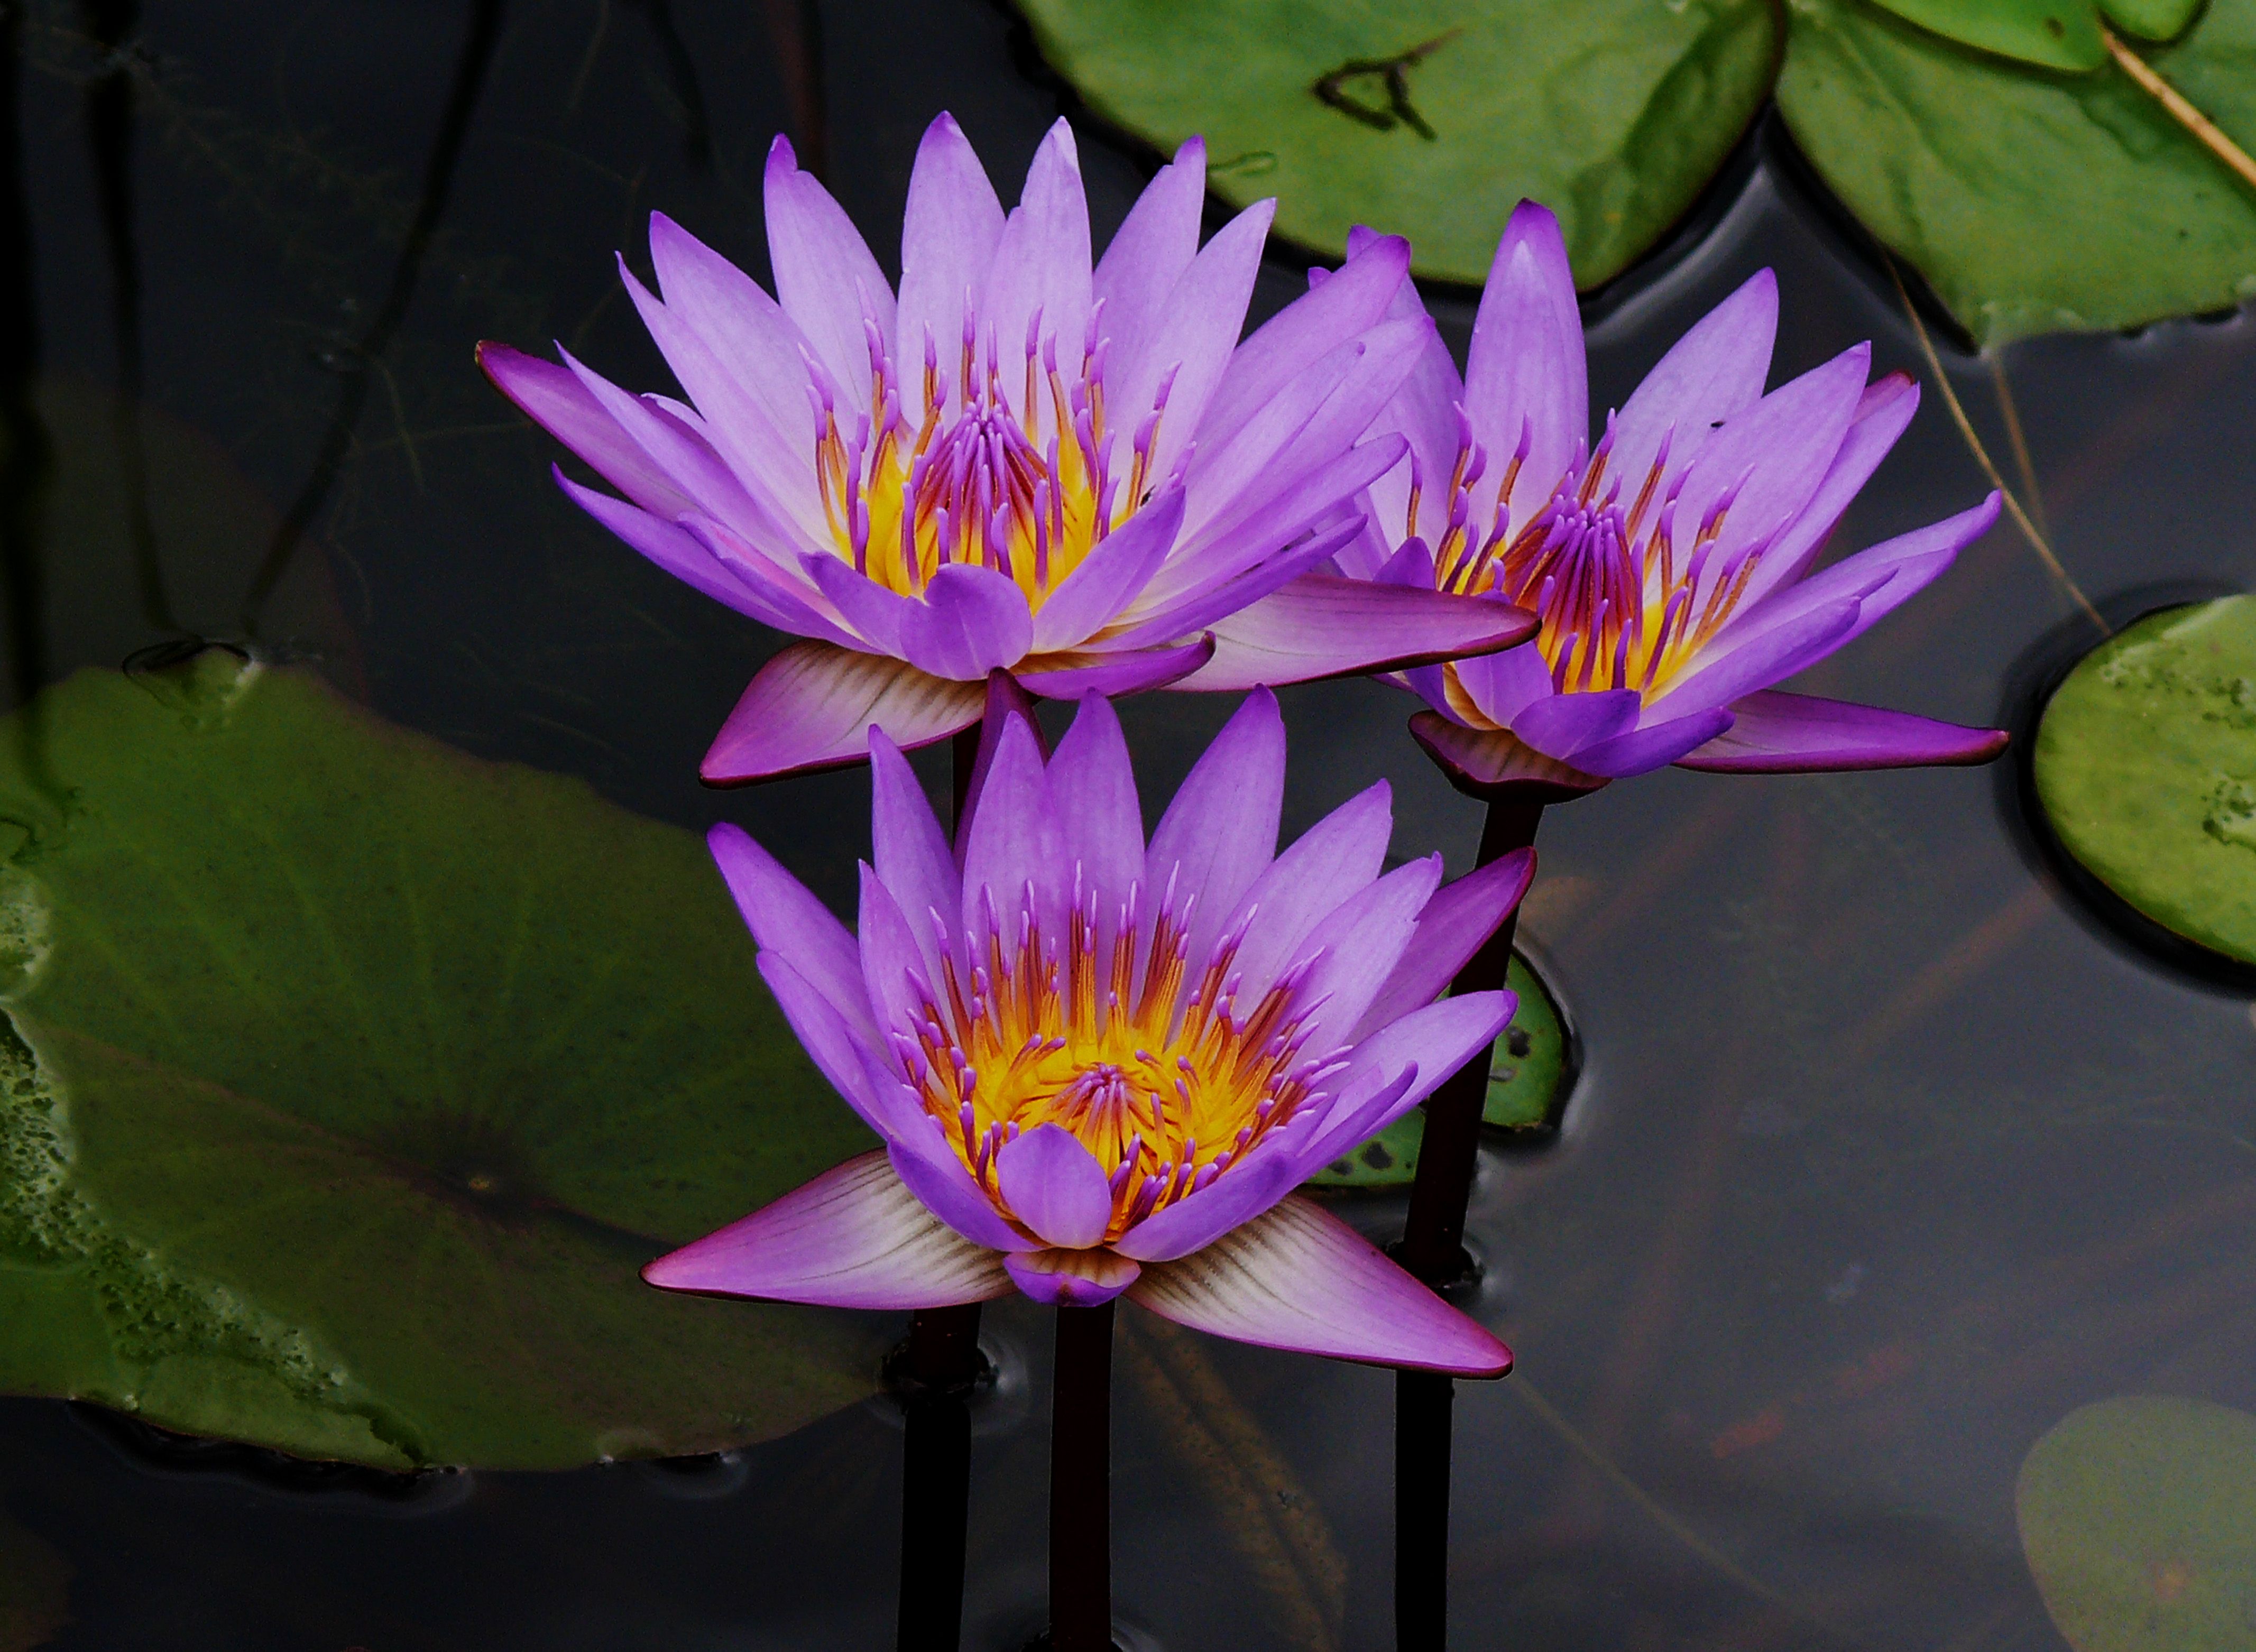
[3,1,2254,1648]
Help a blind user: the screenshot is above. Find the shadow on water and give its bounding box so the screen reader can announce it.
[0,0,56,802]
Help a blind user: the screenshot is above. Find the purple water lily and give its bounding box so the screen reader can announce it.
[1329,202,2008,791]
[480,114,1531,784]
[645,688,1526,1377]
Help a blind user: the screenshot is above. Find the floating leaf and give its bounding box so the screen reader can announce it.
[2018,1395,2256,1652]
[2032,598,2256,966]
[1865,0,2202,69]
[1015,0,1780,288]
[0,1505,70,1652]
[1778,0,2256,346]
[0,657,880,1469]
[1305,953,1569,1187]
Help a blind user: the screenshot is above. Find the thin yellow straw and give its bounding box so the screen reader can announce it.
[2102,26,2256,193]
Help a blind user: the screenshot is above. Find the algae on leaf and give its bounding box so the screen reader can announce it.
[0,657,881,1469]
[1779,0,2256,346]
[1015,0,1779,288]
[2033,598,2256,966]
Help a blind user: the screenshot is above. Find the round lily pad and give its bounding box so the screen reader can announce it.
[1305,950,1570,1188]
[0,655,880,1469]
[1778,0,2256,347]
[2032,597,2256,967]
[1016,0,1781,288]
[2018,1395,2256,1652]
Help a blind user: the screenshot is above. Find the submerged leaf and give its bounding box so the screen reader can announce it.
[1015,0,1779,288]
[2033,598,2256,966]
[1779,0,2256,346]
[2018,1395,2256,1652]
[0,660,881,1469]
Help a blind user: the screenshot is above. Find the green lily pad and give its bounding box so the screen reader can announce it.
[0,1505,70,1652]
[2018,1395,2256,1652]
[0,656,880,1469]
[1778,0,2256,346]
[1305,951,1569,1187]
[1015,0,1781,288]
[2032,597,2256,966]
[1862,0,2201,72]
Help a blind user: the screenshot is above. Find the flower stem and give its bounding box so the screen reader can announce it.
[895,723,992,1652]
[1049,1300,1116,1652]
[1392,796,1543,1650]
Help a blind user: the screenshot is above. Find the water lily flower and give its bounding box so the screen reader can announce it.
[645,689,1527,1376]
[480,115,1531,784]
[1332,203,2008,792]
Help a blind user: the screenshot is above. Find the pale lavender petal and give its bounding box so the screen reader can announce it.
[1216,780,1393,1005]
[1510,688,1643,760]
[1179,574,1535,691]
[1109,198,1273,481]
[551,474,779,625]
[1825,495,2000,650]
[1284,856,1445,1056]
[643,1151,1011,1309]
[756,952,894,1138]
[1297,993,1512,1168]
[557,346,776,533]
[868,727,962,994]
[1737,372,1920,609]
[888,1138,1036,1253]
[1612,267,1777,489]
[1110,1139,1304,1263]
[480,343,695,516]
[958,712,1064,946]
[995,1123,1114,1249]
[1649,599,1861,719]
[981,120,1091,423]
[1145,687,1284,970]
[1350,847,1535,1041]
[1091,136,1207,392]
[799,551,916,653]
[1199,232,1410,456]
[1288,1065,1423,1180]
[1465,201,1585,522]
[895,564,1036,680]
[1005,1248,1141,1307]
[703,642,985,785]
[854,863,939,1049]
[709,824,874,1042]
[673,514,870,647]
[1674,690,2008,772]
[1129,1196,1513,1377]
[1569,708,1736,778]
[1362,262,1467,545]
[954,669,1047,844]
[1029,482,1185,653]
[764,135,895,406]
[1449,639,1555,730]
[897,113,1006,378]
[1016,636,1216,698]
[1048,693,1145,901]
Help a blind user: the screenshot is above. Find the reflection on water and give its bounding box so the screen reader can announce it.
[0,2,2252,1649]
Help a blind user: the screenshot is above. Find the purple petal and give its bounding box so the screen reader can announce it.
[1675,690,2008,772]
[1217,781,1394,1006]
[555,345,766,531]
[896,564,1036,680]
[1612,267,1777,491]
[1129,1196,1513,1376]
[1145,687,1285,971]
[1510,688,1643,760]
[763,135,896,407]
[480,343,694,516]
[709,824,874,1040]
[1200,232,1410,456]
[1092,136,1208,396]
[756,952,908,1139]
[1016,636,1217,699]
[1364,272,1467,546]
[897,113,1006,379]
[550,474,779,626]
[954,669,1047,846]
[887,1136,1036,1253]
[1029,482,1185,653]
[800,552,910,653]
[675,512,862,643]
[1297,992,1513,1169]
[1447,639,1556,730]
[995,1123,1115,1249]
[643,1151,1011,1309]
[703,643,985,785]
[1465,201,1586,522]
[1570,708,1736,778]
[1350,847,1535,1041]
[1650,599,1862,719]
[1109,197,1273,482]
[1283,856,1445,1056]
[981,120,1091,421]
[1110,1139,1305,1263]
[958,712,1063,947]
[1407,714,1609,802]
[868,727,962,991]
[1005,1247,1141,1306]
[1180,574,1535,691]
[1049,694,1146,901]
[1737,372,1921,610]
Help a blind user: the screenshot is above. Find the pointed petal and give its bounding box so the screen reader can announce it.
[480,343,696,516]
[1029,482,1185,653]
[1016,636,1216,699]
[1351,847,1535,1040]
[1285,856,1445,1056]
[1612,267,1777,490]
[1447,638,1556,730]
[756,952,918,1140]
[981,119,1091,419]
[643,1151,1011,1309]
[709,824,873,1040]
[1129,1197,1512,1376]
[1006,1247,1141,1306]
[870,727,962,950]
[1465,201,1586,522]
[1049,694,1146,901]
[1570,708,1736,778]
[955,669,1048,843]
[995,1124,1115,1249]
[551,474,782,625]
[1111,197,1273,481]
[1145,687,1284,970]
[1180,575,1535,691]
[1297,992,1511,1168]
[896,564,1036,680]
[1674,690,2008,772]
[959,712,1063,947]
[1649,600,1861,721]
[1092,136,1207,392]
[888,1137,1033,1252]
[703,643,986,785]
[763,135,895,404]
[1110,1140,1305,1262]
[898,113,1006,377]
[1737,372,1920,610]
[1510,688,1643,760]
[1218,780,1394,1005]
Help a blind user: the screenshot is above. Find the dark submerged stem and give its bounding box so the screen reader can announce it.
[895,721,990,1652]
[1048,1300,1115,1652]
[1394,1370,1453,1649]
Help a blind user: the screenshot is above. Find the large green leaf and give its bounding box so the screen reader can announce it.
[1016,0,1780,288]
[0,656,880,1469]
[1861,0,2202,72]
[1779,0,2256,346]
[2018,1396,2256,1652]
[2032,598,2256,966]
